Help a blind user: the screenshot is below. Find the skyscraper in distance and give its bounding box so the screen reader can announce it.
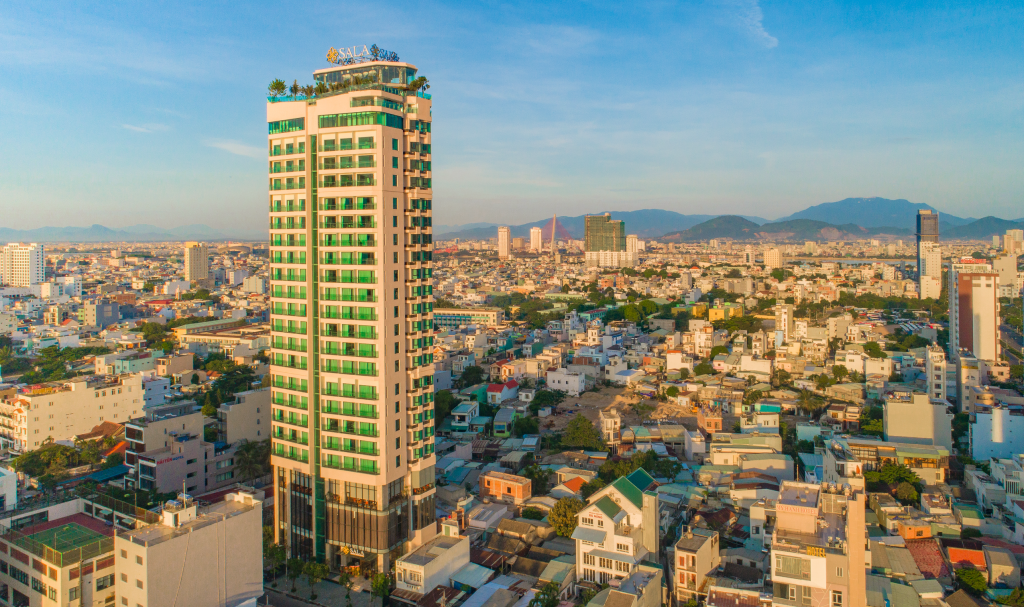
[267,49,436,568]
[497,226,512,259]
[948,258,999,362]
[183,241,209,284]
[918,241,942,299]
[584,213,635,267]
[529,226,543,252]
[916,209,939,278]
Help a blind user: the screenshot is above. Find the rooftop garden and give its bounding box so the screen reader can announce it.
[267,75,430,103]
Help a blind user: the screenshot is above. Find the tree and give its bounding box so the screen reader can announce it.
[460,365,486,386]
[956,567,987,596]
[435,389,456,422]
[266,544,286,587]
[371,572,391,607]
[268,78,287,97]
[961,528,983,539]
[201,402,217,417]
[879,463,919,485]
[831,365,849,382]
[289,80,300,96]
[529,583,561,607]
[522,464,552,494]
[548,497,585,537]
[304,561,329,600]
[235,439,270,482]
[562,414,603,450]
[581,478,606,500]
[665,386,679,398]
[579,588,598,607]
[863,341,887,359]
[895,482,919,504]
[287,558,305,592]
[521,507,544,520]
[513,416,540,437]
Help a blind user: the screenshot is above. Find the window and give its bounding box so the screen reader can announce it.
[392,175,397,186]
[392,138,399,150]
[137,579,144,589]
[121,550,128,558]
[136,556,143,565]
[392,157,399,169]
[836,567,843,577]
[616,543,629,553]
[97,574,115,590]
[775,555,811,580]
[582,517,594,526]
[583,553,595,565]
[121,574,128,582]
[832,591,842,607]
[598,557,612,569]
[70,587,80,601]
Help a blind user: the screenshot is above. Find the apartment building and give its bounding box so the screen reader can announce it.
[948,259,1000,363]
[479,471,531,506]
[124,402,237,494]
[0,243,44,287]
[882,390,953,450]
[923,346,947,402]
[584,214,636,268]
[573,470,659,586]
[498,227,512,259]
[183,241,210,283]
[432,307,504,329]
[216,387,269,444]
[771,481,866,607]
[530,226,543,252]
[822,436,950,487]
[672,527,721,602]
[268,53,437,568]
[918,241,942,300]
[115,492,263,607]
[0,374,146,450]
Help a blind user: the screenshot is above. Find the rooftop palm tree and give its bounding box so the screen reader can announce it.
[289,80,300,97]
[314,81,328,96]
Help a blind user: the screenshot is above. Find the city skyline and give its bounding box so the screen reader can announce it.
[2,1,1024,231]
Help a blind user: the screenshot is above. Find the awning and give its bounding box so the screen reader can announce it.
[571,527,607,544]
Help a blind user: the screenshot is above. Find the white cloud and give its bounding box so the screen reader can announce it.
[721,0,778,48]
[205,139,263,159]
[122,123,169,133]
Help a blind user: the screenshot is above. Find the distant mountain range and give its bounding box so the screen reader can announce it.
[438,197,1020,242]
[436,209,769,240]
[661,216,913,242]
[0,224,266,243]
[773,197,975,229]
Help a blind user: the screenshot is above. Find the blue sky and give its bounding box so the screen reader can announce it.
[1,1,1022,234]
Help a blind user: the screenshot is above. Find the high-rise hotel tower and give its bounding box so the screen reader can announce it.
[267,51,436,569]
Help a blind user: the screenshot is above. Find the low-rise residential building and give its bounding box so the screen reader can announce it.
[883,390,953,450]
[573,469,660,586]
[672,527,721,602]
[479,471,532,506]
[395,520,470,597]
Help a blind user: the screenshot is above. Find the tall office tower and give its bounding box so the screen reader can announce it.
[918,241,942,299]
[0,242,44,287]
[948,259,1000,363]
[529,226,543,252]
[916,209,939,276]
[584,213,635,267]
[743,245,754,265]
[771,482,866,607]
[267,52,436,568]
[183,241,210,283]
[497,226,512,259]
[764,247,782,270]
[804,241,817,255]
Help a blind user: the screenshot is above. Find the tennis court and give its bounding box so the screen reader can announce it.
[23,522,106,552]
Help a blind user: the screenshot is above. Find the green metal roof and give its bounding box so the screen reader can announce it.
[611,477,644,509]
[626,468,656,492]
[594,495,622,518]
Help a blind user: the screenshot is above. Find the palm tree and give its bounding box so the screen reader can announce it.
[301,84,315,98]
[314,81,328,96]
[289,80,300,97]
[234,439,265,482]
